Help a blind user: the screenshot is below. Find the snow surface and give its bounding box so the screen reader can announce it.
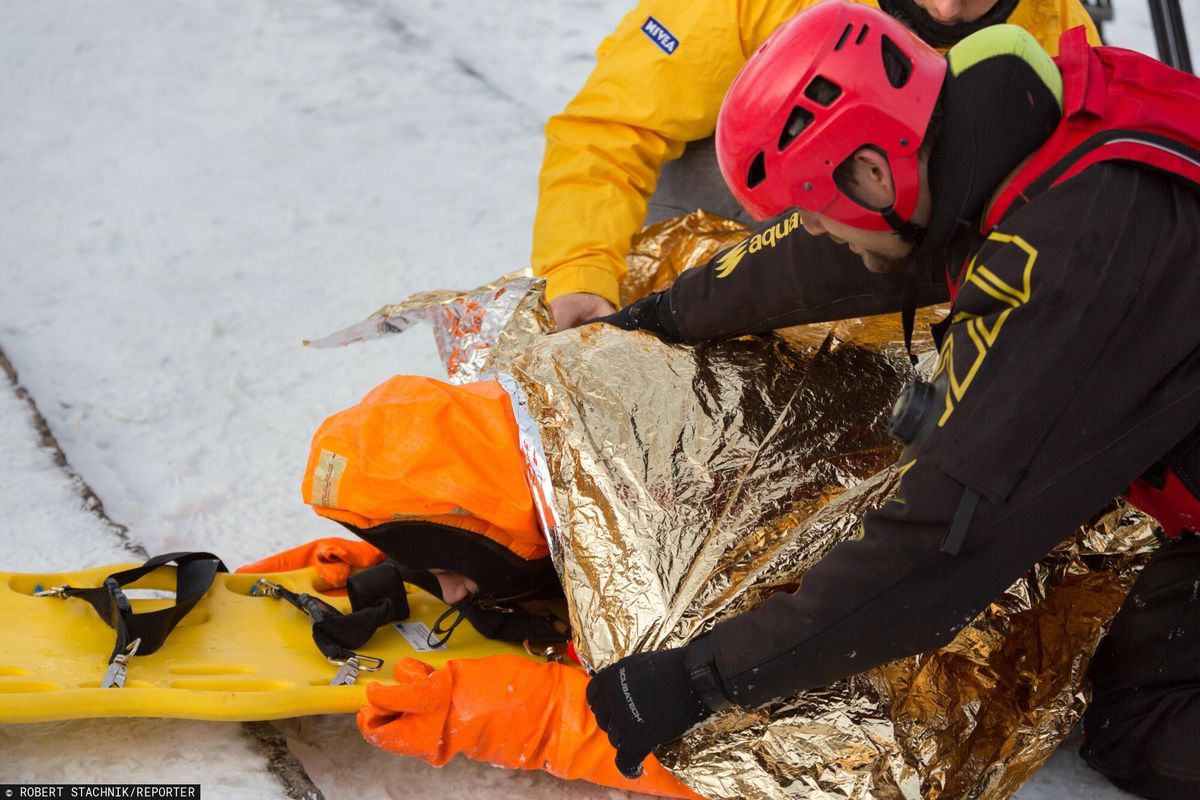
[0,1,1194,797]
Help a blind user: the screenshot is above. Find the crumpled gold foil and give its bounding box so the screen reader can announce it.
[513,321,931,666]
[657,499,1157,800]
[866,504,1159,800]
[329,211,1157,799]
[305,271,552,383]
[622,210,752,306]
[511,213,1157,799]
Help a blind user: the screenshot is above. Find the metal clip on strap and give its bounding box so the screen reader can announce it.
[253,578,385,685]
[41,552,226,689]
[329,654,384,686]
[101,638,142,689]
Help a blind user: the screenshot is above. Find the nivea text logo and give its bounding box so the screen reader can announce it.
[642,16,678,55]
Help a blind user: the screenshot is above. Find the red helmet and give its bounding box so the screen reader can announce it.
[716,0,946,233]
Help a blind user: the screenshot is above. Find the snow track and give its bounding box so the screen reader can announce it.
[0,0,1190,796]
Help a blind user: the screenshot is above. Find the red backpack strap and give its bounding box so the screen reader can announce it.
[982,27,1102,231]
[1058,25,1105,120]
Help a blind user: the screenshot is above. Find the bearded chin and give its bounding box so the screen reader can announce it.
[861,251,906,274]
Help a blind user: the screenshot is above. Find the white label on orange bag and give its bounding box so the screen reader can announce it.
[311,449,347,509]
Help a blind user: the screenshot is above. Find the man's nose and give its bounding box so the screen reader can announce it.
[927,0,964,22]
[435,573,469,604]
[799,211,825,235]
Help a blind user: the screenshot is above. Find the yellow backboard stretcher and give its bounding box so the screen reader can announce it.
[0,564,540,723]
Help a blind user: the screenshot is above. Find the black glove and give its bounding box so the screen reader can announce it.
[585,646,712,779]
[589,292,683,342]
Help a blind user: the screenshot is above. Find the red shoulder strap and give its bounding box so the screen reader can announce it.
[984,29,1200,232]
[1058,26,1101,119]
[983,27,1106,230]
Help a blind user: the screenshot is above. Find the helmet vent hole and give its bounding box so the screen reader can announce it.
[834,24,853,51]
[777,106,815,151]
[747,152,767,188]
[804,76,842,107]
[880,36,913,88]
[855,24,870,45]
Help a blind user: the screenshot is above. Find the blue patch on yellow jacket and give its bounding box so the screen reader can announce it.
[641,17,678,54]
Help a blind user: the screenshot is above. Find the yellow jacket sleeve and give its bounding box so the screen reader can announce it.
[530,0,1100,306]
[532,0,830,306]
[1008,0,1101,55]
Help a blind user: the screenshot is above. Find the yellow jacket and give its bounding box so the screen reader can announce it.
[531,0,1100,306]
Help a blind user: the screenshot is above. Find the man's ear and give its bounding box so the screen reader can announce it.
[851,147,896,209]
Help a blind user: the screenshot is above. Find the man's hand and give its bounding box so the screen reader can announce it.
[359,658,457,764]
[359,656,559,767]
[585,647,712,779]
[360,656,703,797]
[550,292,617,330]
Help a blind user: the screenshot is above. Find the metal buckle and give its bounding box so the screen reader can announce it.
[101,638,142,689]
[476,598,517,614]
[33,585,69,598]
[522,640,567,663]
[251,578,282,598]
[328,654,384,686]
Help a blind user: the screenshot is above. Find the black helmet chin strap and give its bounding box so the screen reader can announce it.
[879,205,926,366]
[899,262,921,367]
[881,205,926,245]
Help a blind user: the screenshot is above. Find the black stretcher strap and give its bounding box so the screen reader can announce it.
[319,558,569,649]
[457,598,569,646]
[259,580,358,662]
[61,551,227,664]
[261,558,567,660]
[316,562,411,656]
[257,562,411,662]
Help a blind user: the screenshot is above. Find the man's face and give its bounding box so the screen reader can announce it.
[429,568,480,604]
[912,0,1001,25]
[797,147,932,273]
[798,210,915,273]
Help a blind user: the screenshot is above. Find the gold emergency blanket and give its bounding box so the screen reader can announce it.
[317,212,1157,799]
[305,272,552,384]
[515,316,1156,799]
[513,214,1158,799]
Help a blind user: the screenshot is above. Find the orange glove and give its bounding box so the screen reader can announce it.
[358,656,702,799]
[237,537,386,589]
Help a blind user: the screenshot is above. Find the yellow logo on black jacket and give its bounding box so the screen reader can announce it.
[715,211,802,278]
[935,231,1038,426]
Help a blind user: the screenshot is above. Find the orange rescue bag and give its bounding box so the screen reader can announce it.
[302,376,546,561]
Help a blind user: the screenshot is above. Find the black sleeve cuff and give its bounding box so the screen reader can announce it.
[683,633,736,713]
[590,292,683,342]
